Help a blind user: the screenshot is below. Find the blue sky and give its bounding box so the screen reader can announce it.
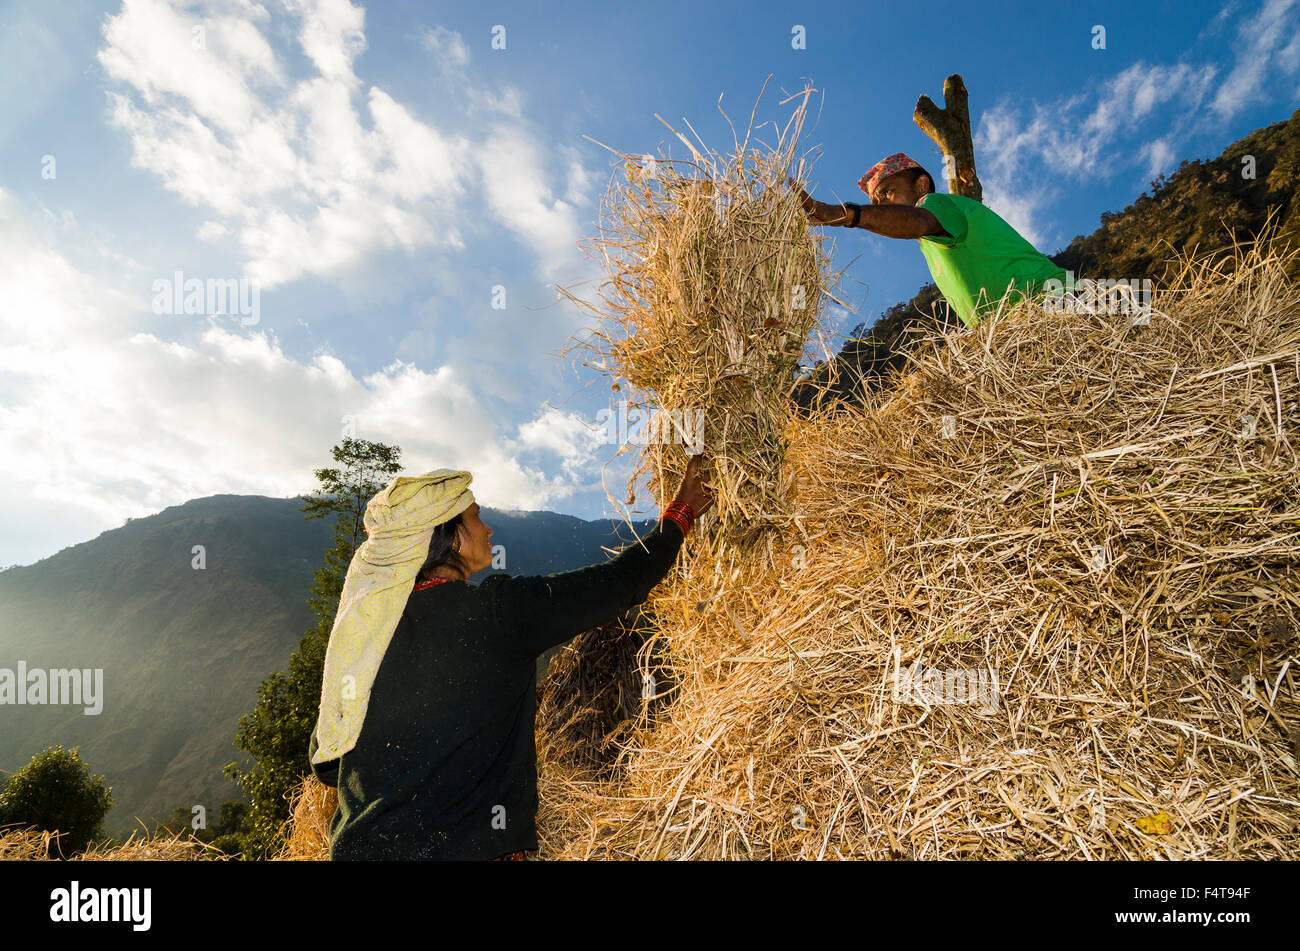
[1,0,1297,566]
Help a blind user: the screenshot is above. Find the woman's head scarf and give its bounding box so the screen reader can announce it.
[311,468,474,764]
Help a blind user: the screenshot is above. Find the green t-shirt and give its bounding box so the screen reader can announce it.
[915,192,1067,328]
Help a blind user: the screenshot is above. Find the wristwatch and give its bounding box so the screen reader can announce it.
[843,202,862,228]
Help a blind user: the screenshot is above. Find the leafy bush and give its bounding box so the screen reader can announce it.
[0,745,113,857]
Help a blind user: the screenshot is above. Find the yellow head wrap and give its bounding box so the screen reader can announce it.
[311,468,474,764]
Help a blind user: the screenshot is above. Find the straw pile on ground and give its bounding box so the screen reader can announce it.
[537,606,679,776]
[0,825,224,860]
[535,227,1300,858]
[276,773,336,861]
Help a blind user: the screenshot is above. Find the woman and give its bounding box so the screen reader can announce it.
[309,456,713,860]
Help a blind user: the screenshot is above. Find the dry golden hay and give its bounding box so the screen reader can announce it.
[0,824,223,860]
[536,232,1300,860]
[277,774,336,861]
[561,83,845,545]
[0,827,67,860]
[536,605,678,776]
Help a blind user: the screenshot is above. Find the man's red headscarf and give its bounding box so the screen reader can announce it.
[859,152,924,201]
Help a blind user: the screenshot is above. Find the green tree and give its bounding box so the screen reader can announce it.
[227,437,402,859]
[0,745,113,858]
[155,798,249,855]
[207,800,250,856]
[156,804,199,838]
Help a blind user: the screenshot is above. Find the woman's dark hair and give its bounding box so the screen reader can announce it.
[417,513,470,582]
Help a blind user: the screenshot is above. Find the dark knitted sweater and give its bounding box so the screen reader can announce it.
[308,517,685,860]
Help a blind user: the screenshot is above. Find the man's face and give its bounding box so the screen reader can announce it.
[456,503,494,574]
[872,171,927,206]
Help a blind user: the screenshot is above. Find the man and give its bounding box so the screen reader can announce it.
[796,153,1067,328]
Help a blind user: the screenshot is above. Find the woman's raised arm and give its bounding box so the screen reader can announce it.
[487,456,713,658]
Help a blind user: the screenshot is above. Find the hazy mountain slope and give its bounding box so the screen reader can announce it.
[0,494,654,834]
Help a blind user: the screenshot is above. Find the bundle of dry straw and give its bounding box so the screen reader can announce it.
[535,234,1300,860]
[562,85,844,545]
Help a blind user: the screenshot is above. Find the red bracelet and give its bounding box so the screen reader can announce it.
[665,499,695,524]
[662,510,691,538]
[663,500,695,538]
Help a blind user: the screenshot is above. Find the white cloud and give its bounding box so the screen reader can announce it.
[417,23,522,117]
[0,189,592,566]
[977,62,1216,186]
[979,183,1052,250]
[97,0,283,134]
[419,24,469,74]
[970,33,1273,247]
[197,220,230,240]
[1211,0,1300,119]
[1281,30,1300,74]
[478,123,584,280]
[514,405,605,474]
[1,3,635,564]
[285,0,367,85]
[98,2,582,288]
[562,145,597,206]
[1139,138,1178,179]
[470,87,523,118]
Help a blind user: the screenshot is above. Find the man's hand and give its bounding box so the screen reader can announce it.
[790,178,852,227]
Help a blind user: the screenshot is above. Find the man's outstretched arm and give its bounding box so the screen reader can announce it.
[857,202,949,239]
[793,182,949,240]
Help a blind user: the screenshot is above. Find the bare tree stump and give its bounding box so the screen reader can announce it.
[913,74,983,202]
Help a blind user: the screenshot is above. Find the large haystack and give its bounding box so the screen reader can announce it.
[536,225,1300,858]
